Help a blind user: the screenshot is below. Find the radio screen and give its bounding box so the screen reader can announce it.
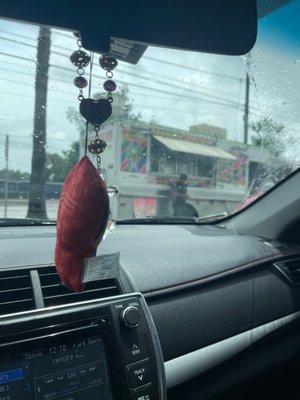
[0,335,113,400]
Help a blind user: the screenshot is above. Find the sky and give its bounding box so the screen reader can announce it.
[0,0,299,172]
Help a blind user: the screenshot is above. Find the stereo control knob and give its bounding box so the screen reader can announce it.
[120,306,141,328]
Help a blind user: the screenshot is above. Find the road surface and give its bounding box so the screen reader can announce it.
[0,199,59,220]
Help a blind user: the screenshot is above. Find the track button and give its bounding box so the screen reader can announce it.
[127,360,151,389]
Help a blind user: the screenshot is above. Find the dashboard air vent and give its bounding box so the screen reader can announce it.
[0,269,34,314]
[274,258,300,285]
[38,266,121,307]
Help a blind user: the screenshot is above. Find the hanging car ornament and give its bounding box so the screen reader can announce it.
[54,32,119,292]
[55,156,109,292]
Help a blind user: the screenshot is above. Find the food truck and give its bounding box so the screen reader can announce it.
[85,121,273,219]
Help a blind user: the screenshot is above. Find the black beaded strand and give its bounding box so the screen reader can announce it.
[70,32,90,101]
[99,54,118,104]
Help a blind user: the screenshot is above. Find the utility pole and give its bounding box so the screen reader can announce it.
[243,72,250,145]
[4,134,9,218]
[27,27,51,219]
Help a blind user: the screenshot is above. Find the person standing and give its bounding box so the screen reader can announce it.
[171,174,188,216]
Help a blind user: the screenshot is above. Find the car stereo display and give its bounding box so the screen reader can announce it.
[0,334,113,400]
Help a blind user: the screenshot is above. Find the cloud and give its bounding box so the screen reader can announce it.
[50,131,67,140]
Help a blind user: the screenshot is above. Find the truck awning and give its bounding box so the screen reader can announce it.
[153,135,236,160]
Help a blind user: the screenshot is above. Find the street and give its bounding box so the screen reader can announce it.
[0,199,59,220]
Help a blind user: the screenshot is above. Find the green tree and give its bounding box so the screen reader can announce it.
[250,117,285,157]
[189,123,227,140]
[46,142,79,182]
[0,169,30,180]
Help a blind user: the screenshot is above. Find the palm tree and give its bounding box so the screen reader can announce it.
[27,27,51,219]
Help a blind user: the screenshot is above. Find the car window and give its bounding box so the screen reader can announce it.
[0,1,299,222]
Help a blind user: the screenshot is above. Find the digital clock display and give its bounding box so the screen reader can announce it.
[0,335,113,400]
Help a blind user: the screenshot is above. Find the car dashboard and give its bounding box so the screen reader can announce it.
[0,223,300,399]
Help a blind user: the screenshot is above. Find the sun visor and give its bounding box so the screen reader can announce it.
[0,0,257,59]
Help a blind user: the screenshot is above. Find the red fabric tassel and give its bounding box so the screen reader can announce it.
[55,156,109,292]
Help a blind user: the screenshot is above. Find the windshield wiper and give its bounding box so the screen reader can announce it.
[118,216,197,224]
[0,218,56,226]
[195,212,228,223]
[119,212,229,224]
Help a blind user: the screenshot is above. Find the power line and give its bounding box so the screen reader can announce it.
[52,29,244,82]
[70,64,243,108]
[8,134,75,143]
[0,36,245,108]
[1,61,255,116]
[0,70,242,113]
[0,51,32,62]
[51,30,74,40]
[0,31,246,89]
[0,29,72,52]
[0,35,72,58]
[1,71,242,111]
[0,82,258,121]
[0,85,258,120]
[0,28,257,114]
[0,71,251,124]
[0,33,251,146]
[116,80,243,110]
[0,53,246,110]
[0,90,72,104]
[0,76,76,97]
[129,91,260,118]
[0,66,76,92]
[143,56,244,82]
[134,104,240,118]
[3,29,246,102]
[138,64,242,100]
[1,73,236,112]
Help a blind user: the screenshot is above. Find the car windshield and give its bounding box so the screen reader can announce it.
[0,1,299,223]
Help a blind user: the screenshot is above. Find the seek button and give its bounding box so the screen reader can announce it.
[123,335,149,364]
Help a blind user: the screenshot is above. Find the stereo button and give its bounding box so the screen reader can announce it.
[127,360,151,389]
[120,306,141,328]
[131,384,154,399]
[124,335,149,364]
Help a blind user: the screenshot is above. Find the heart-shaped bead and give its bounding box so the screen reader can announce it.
[79,98,112,126]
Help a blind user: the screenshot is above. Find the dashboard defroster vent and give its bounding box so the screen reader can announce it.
[274,258,300,286]
[38,266,121,307]
[0,268,34,314]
